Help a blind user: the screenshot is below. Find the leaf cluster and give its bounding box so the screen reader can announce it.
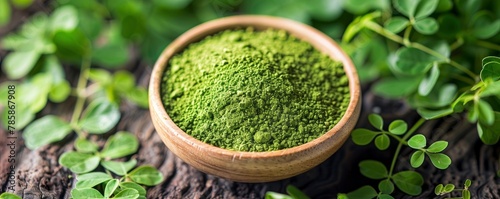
[265,185,310,199]
[434,179,472,199]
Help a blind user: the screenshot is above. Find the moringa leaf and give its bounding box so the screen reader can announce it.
[23,115,72,149]
[128,166,164,186]
[100,132,138,159]
[78,99,120,134]
[408,134,426,149]
[391,171,424,196]
[59,152,100,174]
[76,172,112,188]
[101,159,137,176]
[359,160,388,179]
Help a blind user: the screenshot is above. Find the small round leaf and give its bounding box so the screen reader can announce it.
[375,134,390,150]
[379,179,395,194]
[388,120,408,135]
[408,134,427,149]
[428,153,452,169]
[391,171,424,196]
[359,160,388,180]
[414,17,439,35]
[59,152,100,174]
[427,141,448,153]
[434,184,444,195]
[368,113,384,130]
[410,151,425,168]
[346,185,378,199]
[443,184,455,193]
[464,179,472,188]
[384,17,409,33]
[352,129,378,145]
[128,166,164,186]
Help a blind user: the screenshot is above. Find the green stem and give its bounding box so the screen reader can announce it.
[403,25,412,45]
[450,37,464,51]
[70,56,92,136]
[476,40,500,52]
[386,132,407,145]
[388,118,426,177]
[364,21,477,80]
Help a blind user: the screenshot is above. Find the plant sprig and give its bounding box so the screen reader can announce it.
[0,1,162,198]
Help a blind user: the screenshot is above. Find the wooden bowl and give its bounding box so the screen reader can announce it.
[149,15,361,183]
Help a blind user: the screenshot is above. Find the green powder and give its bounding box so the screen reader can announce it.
[161,28,350,152]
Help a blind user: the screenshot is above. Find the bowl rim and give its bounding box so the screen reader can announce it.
[149,15,360,159]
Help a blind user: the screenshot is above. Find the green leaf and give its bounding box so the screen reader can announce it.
[477,118,500,145]
[477,100,495,125]
[391,171,424,196]
[2,50,41,79]
[393,47,440,76]
[11,0,33,8]
[464,179,472,188]
[427,153,451,169]
[472,12,500,39]
[352,129,378,145]
[78,100,120,134]
[468,102,479,123]
[113,71,135,92]
[128,165,164,186]
[0,193,22,199]
[372,77,421,98]
[1,103,35,130]
[375,134,390,150]
[75,138,99,153]
[408,134,426,149]
[75,172,112,188]
[434,184,444,195]
[104,179,120,198]
[346,185,377,199]
[71,188,104,199]
[286,185,310,199]
[414,0,438,19]
[410,151,425,168]
[418,63,440,96]
[0,0,11,27]
[437,14,461,38]
[462,190,471,199]
[343,12,381,42]
[378,179,395,194]
[50,5,78,31]
[378,194,394,199]
[368,114,384,130]
[443,184,455,193]
[481,80,500,97]
[100,132,139,159]
[384,17,409,33]
[480,61,500,82]
[359,160,388,179]
[120,182,146,197]
[23,115,72,149]
[265,192,293,199]
[388,120,407,135]
[49,80,71,103]
[101,159,137,176]
[482,56,500,67]
[343,0,390,14]
[59,152,100,174]
[436,0,452,12]
[393,0,419,17]
[111,188,139,199]
[53,29,91,61]
[89,69,113,85]
[305,0,344,21]
[124,87,149,108]
[427,141,448,153]
[92,25,130,68]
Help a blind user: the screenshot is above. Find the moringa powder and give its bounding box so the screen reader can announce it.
[162,28,350,152]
